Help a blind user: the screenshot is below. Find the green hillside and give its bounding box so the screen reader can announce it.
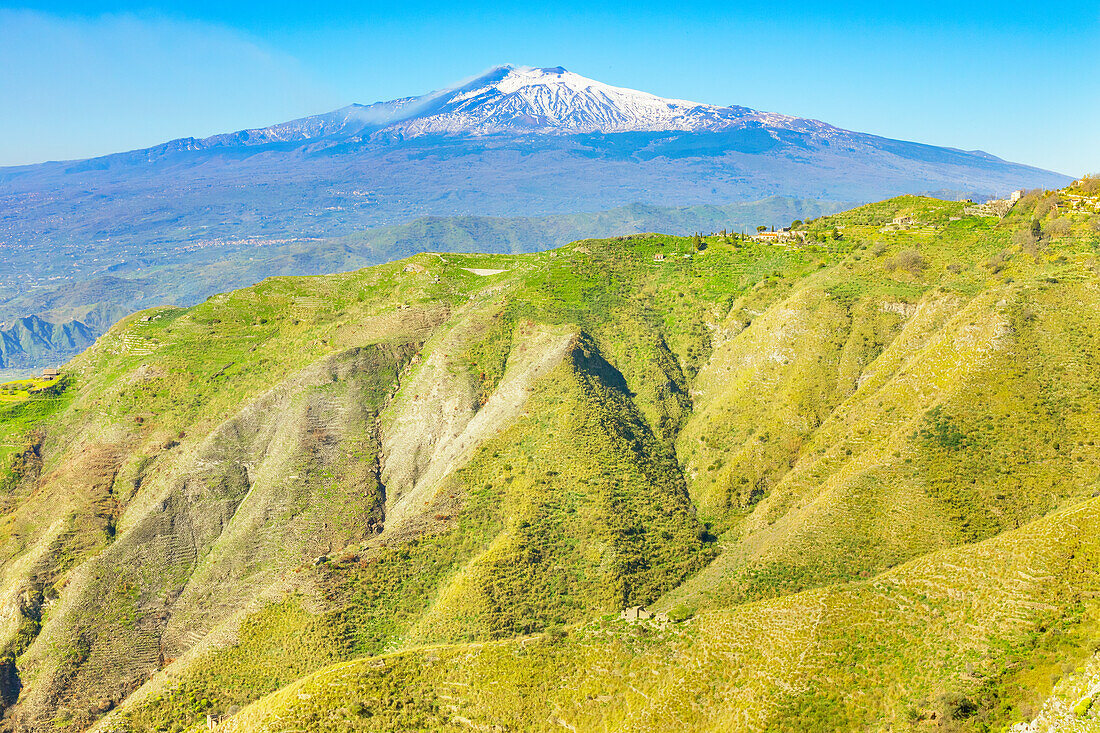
[0,184,1098,732]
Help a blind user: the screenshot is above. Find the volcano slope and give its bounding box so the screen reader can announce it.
[0,184,1099,732]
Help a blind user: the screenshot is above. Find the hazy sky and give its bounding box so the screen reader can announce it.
[2,1,1097,174]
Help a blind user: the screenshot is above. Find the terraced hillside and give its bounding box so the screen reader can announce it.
[0,182,1098,732]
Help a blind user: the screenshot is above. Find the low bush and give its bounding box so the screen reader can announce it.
[885,249,926,276]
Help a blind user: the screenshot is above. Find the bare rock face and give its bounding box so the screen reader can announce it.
[381,321,575,534]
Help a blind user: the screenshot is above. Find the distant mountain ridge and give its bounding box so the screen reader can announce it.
[0,316,95,372]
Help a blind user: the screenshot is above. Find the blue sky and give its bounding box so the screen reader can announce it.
[1,1,1097,174]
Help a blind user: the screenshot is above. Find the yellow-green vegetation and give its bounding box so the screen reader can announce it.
[0,186,1097,733]
[0,376,69,485]
[220,495,1100,733]
[0,376,62,404]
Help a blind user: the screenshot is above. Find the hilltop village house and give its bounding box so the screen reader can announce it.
[881,214,925,232]
[42,367,60,380]
[751,228,806,244]
[963,190,1024,219]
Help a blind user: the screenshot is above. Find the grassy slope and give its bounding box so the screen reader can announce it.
[0,187,1096,731]
[212,188,1100,733]
[222,493,1100,733]
[668,194,1100,609]
[109,333,714,733]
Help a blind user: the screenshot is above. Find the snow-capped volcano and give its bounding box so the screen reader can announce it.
[377,65,765,136]
[2,63,1069,279]
[196,65,843,147]
[356,65,850,138]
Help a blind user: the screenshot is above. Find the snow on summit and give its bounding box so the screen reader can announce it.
[388,65,775,136]
[193,65,847,147]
